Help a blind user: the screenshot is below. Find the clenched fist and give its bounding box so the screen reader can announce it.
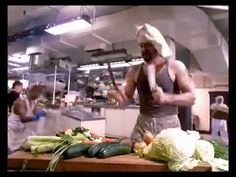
[151,86,169,105]
[107,86,128,105]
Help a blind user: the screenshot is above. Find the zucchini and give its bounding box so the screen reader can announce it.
[86,142,119,157]
[62,143,92,159]
[98,143,132,158]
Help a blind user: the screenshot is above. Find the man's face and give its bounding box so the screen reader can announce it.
[15,85,23,94]
[139,42,159,63]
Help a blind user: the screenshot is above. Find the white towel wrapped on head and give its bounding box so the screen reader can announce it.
[136,23,172,58]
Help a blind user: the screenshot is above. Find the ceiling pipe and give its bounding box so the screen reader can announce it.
[91,33,112,46]
[59,35,78,48]
[40,37,59,52]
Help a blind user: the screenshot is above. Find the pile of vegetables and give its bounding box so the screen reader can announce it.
[133,128,229,172]
[21,126,119,171]
[208,140,228,160]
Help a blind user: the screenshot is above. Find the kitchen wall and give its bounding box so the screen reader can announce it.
[176,43,228,132]
[192,86,228,132]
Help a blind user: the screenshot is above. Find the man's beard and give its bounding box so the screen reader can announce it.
[142,52,153,63]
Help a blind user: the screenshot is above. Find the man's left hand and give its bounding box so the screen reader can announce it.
[151,86,170,105]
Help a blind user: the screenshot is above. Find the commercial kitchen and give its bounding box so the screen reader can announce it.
[7,6,229,172]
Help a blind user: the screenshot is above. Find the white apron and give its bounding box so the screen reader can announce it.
[210,103,229,146]
[8,97,36,153]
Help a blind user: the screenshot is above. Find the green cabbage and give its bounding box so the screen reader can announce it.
[193,140,215,163]
[140,128,229,171]
[143,128,199,162]
[142,128,201,171]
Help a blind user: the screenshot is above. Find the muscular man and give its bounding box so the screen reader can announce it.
[8,84,47,153]
[108,23,196,143]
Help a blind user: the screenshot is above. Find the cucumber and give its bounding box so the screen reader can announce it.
[86,142,119,157]
[98,143,132,158]
[63,143,93,159]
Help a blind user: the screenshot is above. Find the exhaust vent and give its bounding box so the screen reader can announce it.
[84,42,107,53]
[91,48,128,62]
[26,46,45,55]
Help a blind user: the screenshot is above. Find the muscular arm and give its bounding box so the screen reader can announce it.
[13,98,34,123]
[155,60,196,106]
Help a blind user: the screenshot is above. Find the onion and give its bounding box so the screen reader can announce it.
[133,141,147,150]
[143,131,155,145]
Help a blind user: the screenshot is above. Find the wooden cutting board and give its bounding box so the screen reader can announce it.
[8,151,211,172]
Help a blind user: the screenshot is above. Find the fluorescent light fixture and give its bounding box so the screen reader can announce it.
[77,58,144,71]
[128,58,144,65]
[8,55,30,63]
[10,67,29,71]
[45,15,92,35]
[110,61,130,68]
[77,64,107,71]
[198,5,228,10]
[8,62,22,67]
[12,52,25,58]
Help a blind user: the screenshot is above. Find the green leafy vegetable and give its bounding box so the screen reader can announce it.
[208,140,228,160]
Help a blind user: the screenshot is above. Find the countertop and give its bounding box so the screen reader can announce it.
[8,151,211,172]
[83,103,140,109]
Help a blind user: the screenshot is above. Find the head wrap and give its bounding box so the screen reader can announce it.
[136,23,172,58]
[215,95,224,104]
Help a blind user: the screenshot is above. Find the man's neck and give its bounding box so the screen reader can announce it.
[151,56,165,65]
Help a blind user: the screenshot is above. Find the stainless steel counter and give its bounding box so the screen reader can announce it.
[83,103,140,109]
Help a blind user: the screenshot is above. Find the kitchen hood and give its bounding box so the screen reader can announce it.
[91,48,128,62]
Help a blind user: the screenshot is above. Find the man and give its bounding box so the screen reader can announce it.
[8,80,23,113]
[108,23,196,143]
[8,84,47,153]
[210,96,228,146]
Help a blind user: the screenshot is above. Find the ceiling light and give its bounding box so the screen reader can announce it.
[8,62,22,67]
[77,64,107,71]
[128,58,144,65]
[44,15,92,35]
[10,67,29,71]
[198,5,228,10]
[77,58,145,71]
[8,55,30,63]
[12,52,25,58]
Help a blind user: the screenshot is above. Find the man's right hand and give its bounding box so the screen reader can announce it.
[107,86,128,105]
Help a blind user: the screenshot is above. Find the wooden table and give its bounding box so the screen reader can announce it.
[8,151,212,172]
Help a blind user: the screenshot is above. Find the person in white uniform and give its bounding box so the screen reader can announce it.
[210,95,228,146]
[8,84,47,153]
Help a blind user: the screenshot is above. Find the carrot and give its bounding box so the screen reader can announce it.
[102,137,116,143]
[82,139,98,145]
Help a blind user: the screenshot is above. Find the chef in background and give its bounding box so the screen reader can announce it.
[8,80,23,113]
[108,23,195,145]
[210,95,228,146]
[8,84,47,154]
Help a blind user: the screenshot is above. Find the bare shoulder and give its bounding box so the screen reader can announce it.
[125,64,142,83]
[127,64,142,76]
[130,64,142,73]
[14,98,25,106]
[169,60,187,73]
[13,98,26,115]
